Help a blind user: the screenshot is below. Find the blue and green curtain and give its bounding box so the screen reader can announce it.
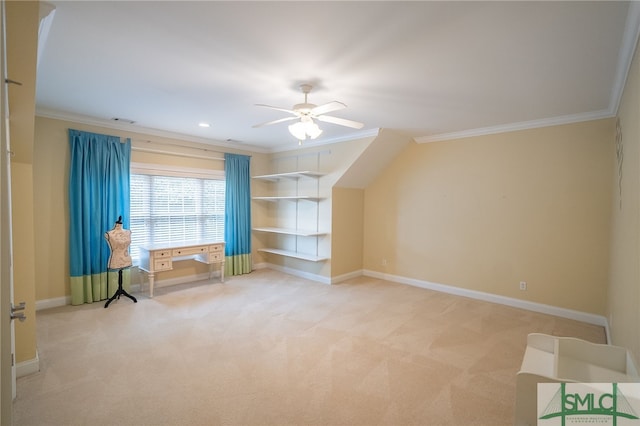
[224,153,252,275]
[68,129,131,305]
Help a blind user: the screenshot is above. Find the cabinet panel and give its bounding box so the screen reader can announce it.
[252,170,329,262]
[209,253,223,262]
[153,250,172,259]
[154,259,172,271]
[172,246,207,256]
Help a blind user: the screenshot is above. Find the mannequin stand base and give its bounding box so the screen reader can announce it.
[105,269,137,308]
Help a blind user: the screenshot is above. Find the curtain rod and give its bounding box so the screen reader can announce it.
[131,138,226,161]
[131,146,225,161]
[132,138,225,153]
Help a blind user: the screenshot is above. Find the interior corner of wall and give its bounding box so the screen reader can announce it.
[16,349,39,378]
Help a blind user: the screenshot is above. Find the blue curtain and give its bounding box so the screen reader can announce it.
[224,153,252,275]
[68,129,131,305]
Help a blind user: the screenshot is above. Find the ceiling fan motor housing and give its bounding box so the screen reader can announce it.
[293,103,316,114]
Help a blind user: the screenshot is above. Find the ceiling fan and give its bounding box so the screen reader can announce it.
[252,84,364,141]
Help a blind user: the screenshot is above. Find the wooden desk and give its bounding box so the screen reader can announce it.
[138,241,225,298]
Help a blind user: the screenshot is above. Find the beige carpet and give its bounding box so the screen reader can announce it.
[13,269,605,426]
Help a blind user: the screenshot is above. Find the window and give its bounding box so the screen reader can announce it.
[129,164,225,263]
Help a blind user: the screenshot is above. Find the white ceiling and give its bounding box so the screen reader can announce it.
[35,1,639,153]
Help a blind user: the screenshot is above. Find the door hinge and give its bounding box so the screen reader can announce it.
[10,301,26,322]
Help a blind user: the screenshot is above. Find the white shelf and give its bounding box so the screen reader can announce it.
[515,333,639,426]
[252,227,328,236]
[258,248,329,262]
[252,168,327,263]
[252,196,322,201]
[253,171,324,181]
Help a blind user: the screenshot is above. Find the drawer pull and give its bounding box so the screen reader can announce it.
[154,259,172,271]
[154,250,171,258]
[173,247,209,256]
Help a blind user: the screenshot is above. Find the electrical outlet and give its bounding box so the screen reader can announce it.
[519,281,527,290]
[382,258,388,266]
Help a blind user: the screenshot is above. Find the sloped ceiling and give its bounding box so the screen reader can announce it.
[335,129,413,189]
[35,1,639,152]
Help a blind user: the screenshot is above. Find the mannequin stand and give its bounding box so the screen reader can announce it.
[104,268,137,308]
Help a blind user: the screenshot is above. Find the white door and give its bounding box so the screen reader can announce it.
[0,1,15,423]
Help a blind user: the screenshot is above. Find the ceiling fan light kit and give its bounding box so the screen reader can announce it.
[288,117,323,140]
[253,83,364,142]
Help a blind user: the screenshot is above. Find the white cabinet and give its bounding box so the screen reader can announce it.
[252,170,329,262]
[515,333,639,425]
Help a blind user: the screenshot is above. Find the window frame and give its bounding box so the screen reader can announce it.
[131,162,225,180]
[129,162,225,264]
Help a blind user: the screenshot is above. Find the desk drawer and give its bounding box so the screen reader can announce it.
[209,244,224,253]
[154,259,172,271]
[153,250,171,259]
[209,253,223,262]
[172,246,208,256]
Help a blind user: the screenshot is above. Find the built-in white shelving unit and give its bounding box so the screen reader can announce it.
[252,227,327,237]
[257,248,329,262]
[252,169,328,262]
[251,195,322,201]
[252,171,324,181]
[515,333,639,425]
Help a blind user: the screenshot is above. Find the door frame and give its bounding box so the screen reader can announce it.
[0,0,15,423]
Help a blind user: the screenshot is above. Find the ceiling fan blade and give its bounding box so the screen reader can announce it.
[252,116,299,128]
[311,101,346,116]
[316,115,364,129]
[255,104,298,115]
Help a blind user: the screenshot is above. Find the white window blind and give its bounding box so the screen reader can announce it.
[129,170,225,263]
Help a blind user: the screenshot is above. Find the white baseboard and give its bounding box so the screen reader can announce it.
[35,266,612,344]
[36,296,71,311]
[264,263,331,284]
[363,269,611,342]
[331,269,364,284]
[35,273,224,310]
[16,351,39,378]
[251,262,268,270]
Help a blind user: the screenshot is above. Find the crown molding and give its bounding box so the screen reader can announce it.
[35,108,270,154]
[610,0,640,116]
[417,2,640,144]
[415,109,613,144]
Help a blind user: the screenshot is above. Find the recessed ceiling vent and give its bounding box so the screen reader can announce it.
[111,117,135,125]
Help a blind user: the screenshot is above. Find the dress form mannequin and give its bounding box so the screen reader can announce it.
[104,216,137,307]
[105,220,132,269]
